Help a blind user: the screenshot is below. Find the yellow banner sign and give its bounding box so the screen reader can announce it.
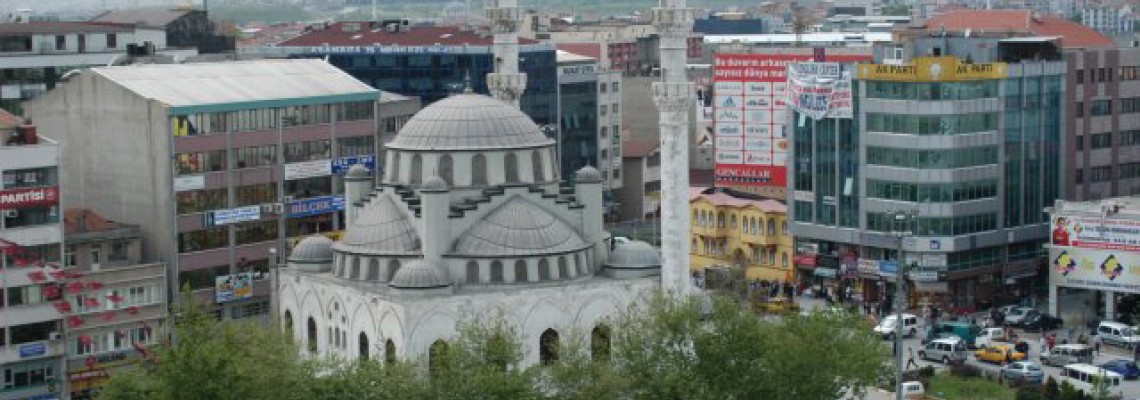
[857,57,1007,82]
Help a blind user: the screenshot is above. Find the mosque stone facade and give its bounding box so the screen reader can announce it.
[279,93,661,365]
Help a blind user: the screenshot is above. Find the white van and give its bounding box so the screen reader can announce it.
[1097,321,1140,348]
[1060,364,1123,397]
[1041,344,1094,367]
[874,313,920,339]
[919,337,968,364]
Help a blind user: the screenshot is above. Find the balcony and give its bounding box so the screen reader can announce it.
[0,339,64,364]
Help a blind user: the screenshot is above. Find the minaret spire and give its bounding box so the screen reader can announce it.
[485,0,527,108]
[652,0,695,295]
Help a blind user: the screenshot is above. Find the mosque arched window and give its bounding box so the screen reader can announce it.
[283,310,294,340]
[540,329,560,365]
[438,154,453,185]
[350,257,361,279]
[384,339,396,364]
[389,151,400,182]
[359,332,369,360]
[531,150,545,182]
[306,317,318,353]
[591,324,611,361]
[367,259,380,281]
[386,259,401,282]
[514,260,528,282]
[410,154,423,185]
[466,261,480,284]
[557,256,569,278]
[505,153,519,183]
[490,260,504,283]
[538,258,551,280]
[471,153,487,185]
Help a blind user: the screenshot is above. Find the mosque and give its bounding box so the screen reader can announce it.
[277,93,662,365]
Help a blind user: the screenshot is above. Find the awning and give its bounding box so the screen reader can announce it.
[813,268,838,278]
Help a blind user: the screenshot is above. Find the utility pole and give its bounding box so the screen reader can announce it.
[888,209,917,400]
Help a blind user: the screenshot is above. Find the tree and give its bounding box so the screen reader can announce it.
[424,313,544,400]
[99,295,314,400]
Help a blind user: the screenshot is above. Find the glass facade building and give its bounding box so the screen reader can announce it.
[791,43,1066,307]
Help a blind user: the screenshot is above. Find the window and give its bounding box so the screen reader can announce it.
[612,103,620,114]
[336,136,373,157]
[531,151,544,182]
[110,241,128,261]
[600,105,607,116]
[1091,166,1114,182]
[1076,70,1084,84]
[178,226,228,253]
[438,154,453,185]
[591,325,611,360]
[337,101,375,122]
[231,301,270,319]
[410,154,422,185]
[612,82,620,92]
[1076,135,1085,151]
[307,317,318,353]
[359,333,370,360]
[514,260,528,282]
[3,206,59,228]
[1091,133,1113,149]
[177,188,225,214]
[285,176,331,199]
[1091,99,1113,116]
[1122,97,1140,114]
[864,113,998,135]
[1121,162,1140,179]
[10,320,56,344]
[466,261,479,284]
[540,329,560,364]
[235,220,277,245]
[284,140,331,163]
[505,153,519,183]
[1123,66,1140,81]
[866,146,998,169]
[1076,168,1084,184]
[1121,130,1140,146]
[6,284,44,307]
[90,248,101,267]
[471,153,487,185]
[235,145,277,169]
[2,359,55,392]
[106,33,116,48]
[176,150,226,174]
[55,35,65,50]
[490,260,503,283]
[2,167,58,188]
[237,182,278,207]
[1076,101,1084,118]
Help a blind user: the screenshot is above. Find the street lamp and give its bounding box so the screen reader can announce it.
[268,247,282,327]
[887,209,917,400]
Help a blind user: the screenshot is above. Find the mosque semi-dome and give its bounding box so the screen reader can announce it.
[386,94,554,151]
[453,198,588,257]
[336,195,420,255]
[606,241,662,270]
[390,259,451,289]
[290,235,334,263]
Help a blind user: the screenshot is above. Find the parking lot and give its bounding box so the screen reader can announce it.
[794,298,1140,399]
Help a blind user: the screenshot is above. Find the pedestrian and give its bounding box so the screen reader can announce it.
[1039,335,1047,354]
[1047,333,1056,351]
[1094,334,1102,356]
[906,347,919,370]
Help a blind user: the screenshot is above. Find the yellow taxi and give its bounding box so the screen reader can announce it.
[974,344,1026,364]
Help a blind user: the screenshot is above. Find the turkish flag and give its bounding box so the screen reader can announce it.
[124,306,139,315]
[84,298,101,308]
[107,293,124,303]
[26,271,46,282]
[53,301,72,314]
[87,281,104,291]
[67,282,85,294]
[42,285,60,299]
[67,316,85,329]
[100,311,117,322]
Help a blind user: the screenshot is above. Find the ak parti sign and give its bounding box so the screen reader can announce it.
[0,187,59,209]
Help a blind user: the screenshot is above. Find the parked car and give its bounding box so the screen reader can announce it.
[919,337,968,364]
[874,313,920,339]
[1099,359,1140,380]
[1041,344,1094,367]
[1097,321,1140,349]
[1001,361,1045,384]
[997,305,1021,318]
[975,344,1027,364]
[1004,307,1035,325]
[975,327,1018,349]
[1019,313,1064,332]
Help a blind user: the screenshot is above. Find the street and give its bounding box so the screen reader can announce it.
[793,298,1140,399]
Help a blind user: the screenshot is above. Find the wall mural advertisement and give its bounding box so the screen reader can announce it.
[1050,247,1140,292]
[712,53,869,188]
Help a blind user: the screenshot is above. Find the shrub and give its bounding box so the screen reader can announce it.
[1015,386,1046,400]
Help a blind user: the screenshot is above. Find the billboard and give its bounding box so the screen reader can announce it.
[1051,215,1140,252]
[856,56,1007,82]
[712,53,869,188]
[204,205,261,227]
[1050,247,1140,292]
[0,187,58,209]
[787,62,853,120]
[289,196,345,218]
[215,272,254,303]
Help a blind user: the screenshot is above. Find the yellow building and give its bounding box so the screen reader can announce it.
[689,188,794,282]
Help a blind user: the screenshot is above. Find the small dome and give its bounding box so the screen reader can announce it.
[345,164,371,179]
[575,166,602,183]
[336,194,421,255]
[606,241,661,269]
[387,94,554,151]
[453,198,588,256]
[422,175,448,192]
[290,235,334,263]
[389,259,450,289]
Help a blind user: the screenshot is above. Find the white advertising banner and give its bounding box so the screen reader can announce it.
[1051,215,1140,252]
[173,175,205,192]
[284,160,333,181]
[787,62,854,120]
[1050,247,1140,292]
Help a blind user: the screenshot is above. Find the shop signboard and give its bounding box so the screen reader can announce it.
[284,160,333,180]
[331,155,377,175]
[204,205,261,227]
[857,259,880,275]
[173,175,205,192]
[0,186,58,209]
[1051,214,1140,252]
[794,254,817,267]
[288,196,344,218]
[19,342,46,358]
[879,260,899,276]
[1050,247,1140,292]
[215,272,254,303]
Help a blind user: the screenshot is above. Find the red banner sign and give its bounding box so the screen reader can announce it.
[0,187,58,209]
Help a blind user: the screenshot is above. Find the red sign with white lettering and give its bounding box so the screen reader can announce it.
[0,187,58,209]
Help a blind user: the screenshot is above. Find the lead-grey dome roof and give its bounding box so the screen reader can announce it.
[291,235,334,263]
[389,259,450,289]
[606,241,661,269]
[386,94,554,151]
[335,194,421,255]
[453,198,588,256]
[575,166,602,183]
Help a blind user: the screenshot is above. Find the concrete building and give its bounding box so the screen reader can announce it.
[790,35,1067,308]
[1081,6,1134,37]
[1045,196,1140,327]
[62,208,166,400]
[279,93,660,366]
[92,6,236,54]
[689,187,793,282]
[268,23,558,128]
[618,137,661,221]
[0,111,65,400]
[556,50,623,194]
[0,20,197,113]
[23,59,415,318]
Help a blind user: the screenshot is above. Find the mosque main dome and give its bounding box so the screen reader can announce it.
[386,93,554,151]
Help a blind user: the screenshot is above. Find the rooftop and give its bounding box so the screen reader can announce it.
[621,137,659,158]
[1052,196,1140,218]
[556,43,602,60]
[278,24,539,47]
[690,187,787,213]
[64,208,135,235]
[0,109,23,129]
[88,59,378,115]
[91,7,197,28]
[924,10,1114,48]
[0,21,135,35]
[557,50,595,63]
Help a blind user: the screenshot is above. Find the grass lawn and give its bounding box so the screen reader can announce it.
[926,373,1017,400]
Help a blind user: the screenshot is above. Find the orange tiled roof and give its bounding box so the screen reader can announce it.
[64,208,125,234]
[925,10,1113,48]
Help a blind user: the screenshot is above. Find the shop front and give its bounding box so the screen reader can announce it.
[68,352,138,400]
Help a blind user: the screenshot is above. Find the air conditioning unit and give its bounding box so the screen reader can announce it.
[2,209,18,218]
[49,331,62,341]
